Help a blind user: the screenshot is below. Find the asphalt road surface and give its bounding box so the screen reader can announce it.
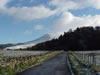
[15,52,71,75]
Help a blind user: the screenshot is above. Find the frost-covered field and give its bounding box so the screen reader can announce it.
[74,51,100,65]
[0,51,49,57]
[0,51,61,75]
[74,51,100,54]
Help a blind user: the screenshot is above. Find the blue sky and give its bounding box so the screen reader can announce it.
[0,0,100,44]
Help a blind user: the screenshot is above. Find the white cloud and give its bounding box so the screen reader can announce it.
[0,0,100,38]
[49,0,100,13]
[77,0,100,9]
[0,0,56,21]
[48,0,100,38]
[0,0,11,9]
[0,0,100,21]
[49,12,100,38]
[34,25,43,30]
[3,5,56,21]
[49,0,77,12]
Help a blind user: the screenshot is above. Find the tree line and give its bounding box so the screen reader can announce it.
[27,26,100,51]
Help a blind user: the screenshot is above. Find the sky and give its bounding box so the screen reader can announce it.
[0,0,100,44]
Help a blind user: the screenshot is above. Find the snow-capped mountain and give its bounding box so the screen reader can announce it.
[4,34,52,50]
[24,34,51,44]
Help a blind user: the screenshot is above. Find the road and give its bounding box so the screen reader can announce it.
[15,52,71,75]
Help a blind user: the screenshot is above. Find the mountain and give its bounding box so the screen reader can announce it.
[0,44,15,49]
[24,34,51,44]
[4,34,52,50]
[30,26,100,51]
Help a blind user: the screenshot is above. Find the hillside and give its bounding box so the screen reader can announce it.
[4,34,51,50]
[28,26,100,51]
[0,44,15,49]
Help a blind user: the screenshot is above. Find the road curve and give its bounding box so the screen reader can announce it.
[15,52,71,75]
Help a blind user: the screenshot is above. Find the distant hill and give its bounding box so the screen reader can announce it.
[0,44,14,49]
[4,34,52,50]
[29,26,100,51]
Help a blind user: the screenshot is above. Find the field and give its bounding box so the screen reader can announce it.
[74,51,100,65]
[0,51,49,57]
[68,51,100,75]
[0,50,62,75]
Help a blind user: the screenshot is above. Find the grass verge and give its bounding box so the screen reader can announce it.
[0,51,63,75]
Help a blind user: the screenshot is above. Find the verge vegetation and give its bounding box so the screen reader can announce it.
[0,51,63,75]
[68,52,96,75]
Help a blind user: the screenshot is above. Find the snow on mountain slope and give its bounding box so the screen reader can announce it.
[24,34,51,44]
[4,34,52,50]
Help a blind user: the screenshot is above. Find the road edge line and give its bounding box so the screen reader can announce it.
[66,52,75,75]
